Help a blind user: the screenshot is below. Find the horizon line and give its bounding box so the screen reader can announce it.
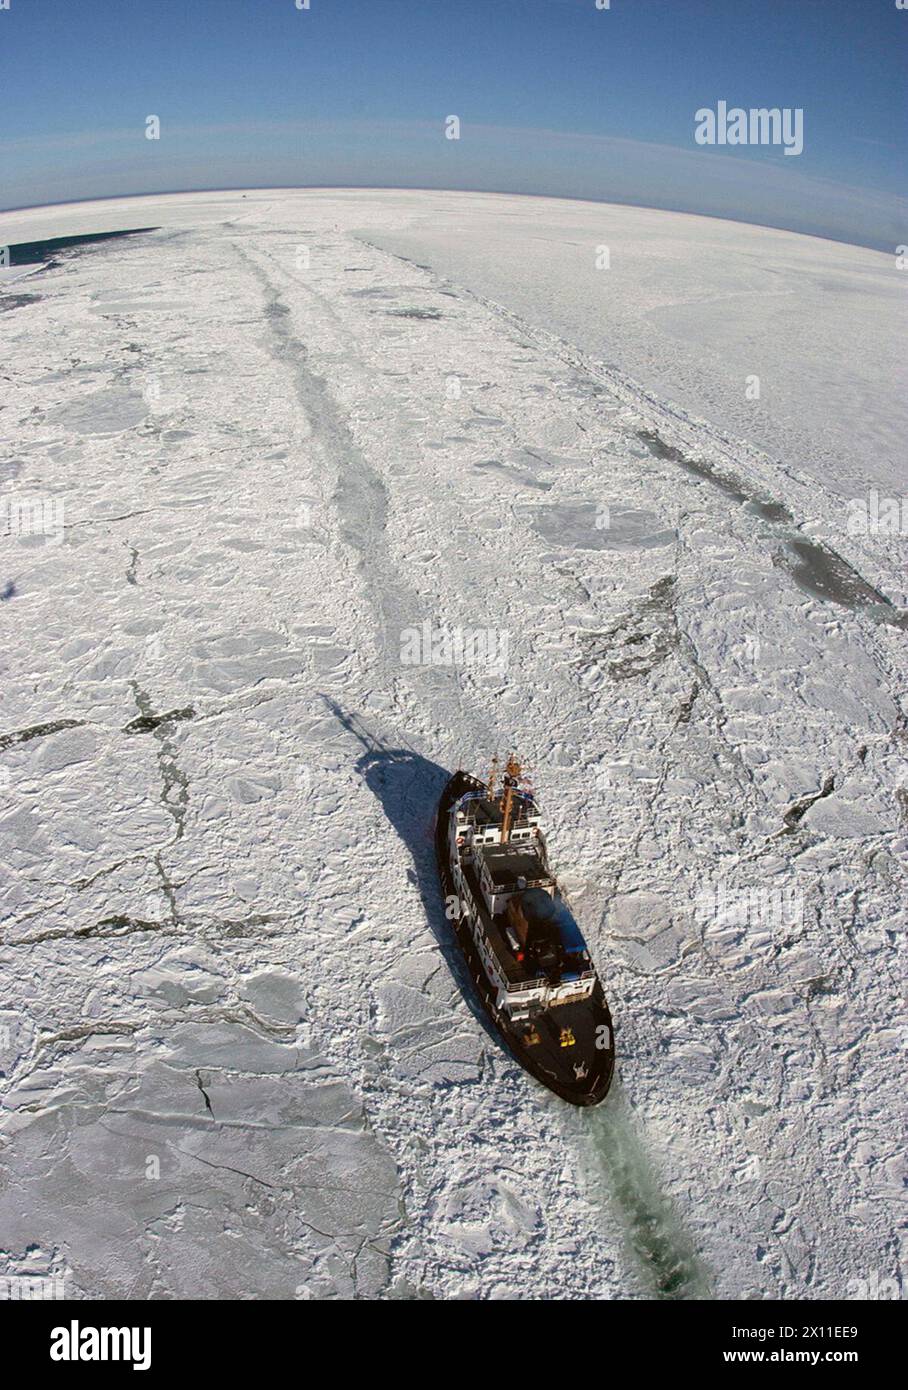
[0,182,896,258]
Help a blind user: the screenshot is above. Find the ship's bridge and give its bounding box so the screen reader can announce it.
[478,842,552,914]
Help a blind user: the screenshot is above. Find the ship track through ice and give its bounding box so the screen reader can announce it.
[435,761,615,1106]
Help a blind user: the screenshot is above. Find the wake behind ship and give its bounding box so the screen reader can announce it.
[435,757,615,1106]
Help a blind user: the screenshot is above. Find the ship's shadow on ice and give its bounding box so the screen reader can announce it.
[323,698,498,1042]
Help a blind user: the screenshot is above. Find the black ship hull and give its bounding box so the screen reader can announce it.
[435,771,615,1107]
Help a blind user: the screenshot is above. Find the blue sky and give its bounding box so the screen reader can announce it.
[0,0,904,247]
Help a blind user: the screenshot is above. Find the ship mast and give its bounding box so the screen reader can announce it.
[487,754,499,802]
[500,754,522,842]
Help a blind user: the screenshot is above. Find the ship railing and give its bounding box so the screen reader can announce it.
[508,967,595,994]
[455,789,539,816]
[507,977,547,994]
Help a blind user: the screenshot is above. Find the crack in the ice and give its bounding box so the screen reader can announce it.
[127,683,190,848]
[0,719,84,751]
[123,706,195,735]
[70,855,149,893]
[781,775,836,832]
[637,428,790,521]
[64,508,157,531]
[575,576,679,681]
[638,430,908,629]
[35,1021,136,1051]
[195,1070,216,1120]
[84,914,168,937]
[674,680,700,728]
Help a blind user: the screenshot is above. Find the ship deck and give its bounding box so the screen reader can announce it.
[461,858,539,987]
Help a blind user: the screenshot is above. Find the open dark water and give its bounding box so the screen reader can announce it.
[4,227,158,267]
